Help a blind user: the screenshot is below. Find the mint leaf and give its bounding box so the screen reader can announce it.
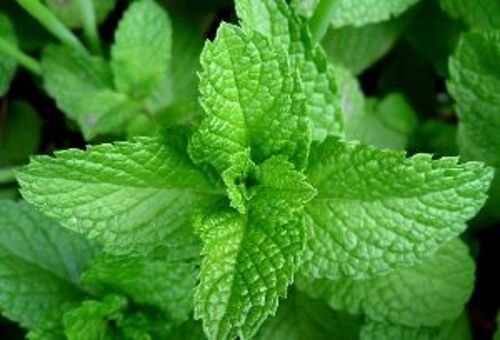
[0,201,98,329]
[194,208,306,340]
[17,135,221,255]
[292,0,420,27]
[256,289,361,340]
[82,253,198,322]
[63,294,127,340]
[322,19,404,75]
[42,45,140,139]
[251,156,317,223]
[360,313,471,340]
[235,0,342,140]
[111,0,172,100]
[0,12,17,96]
[347,93,418,150]
[440,0,500,30]
[0,101,41,166]
[189,23,309,173]
[299,240,474,327]
[44,0,116,29]
[301,138,492,279]
[449,31,500,168]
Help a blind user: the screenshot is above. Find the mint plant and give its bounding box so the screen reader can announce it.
[1,0,500,339]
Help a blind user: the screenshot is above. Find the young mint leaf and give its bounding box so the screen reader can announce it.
[250,156,317,224]
[82,253,198,322]
[360,312,471,340]
[301,138,492,279]
[292,0,420,27]
[63,294,127,340]
[17,135,222,255]
[189,23,309,173]
[235,0,342,140]
[322,18,405,75]
[256,289,361,340]
[0,12,17,96]
[440,0,500,30]
[42,44,140,140]
[194,208,306,340]
[0,201,99,329]
[449,31,500,168]
[299,240,474,327]
[0,101,42,166]
[44,0,116,29]
[111,0,172,100]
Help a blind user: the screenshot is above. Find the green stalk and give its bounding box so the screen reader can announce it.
[16,0,86,52]
[0,37,42,74]
[0,168,17,185]
[75,0,102,55]
[308,0,337,44]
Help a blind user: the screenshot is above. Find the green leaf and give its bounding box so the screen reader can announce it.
[111,0,172,99]
[440,0,500,30]
[194,208,306,340]
[63,295,127,340]
[449,31,500,168]
[299,240,474,327]
[0,12,17,96]
[322,18,405,75]
[82,253,198,322]
[145,16,204,118]
[360,312,472,340]
[0,201,98,329]
[17,135,221,255]
[0,101,42,166]
[346,93,418,150]
[42,44,140,139]
[189,23,309,173]
[301,138,492,279]
[292,0,420,27]
[256,289,361,340]
[251,156,317,223]
[44,0,116,29]
[235,0,342,141]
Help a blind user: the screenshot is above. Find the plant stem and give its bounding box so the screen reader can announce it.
[0,37,42,74]
[0,167,17,185]
[308,0,337,44]
[16,0,86,52]
[75,0,102,55]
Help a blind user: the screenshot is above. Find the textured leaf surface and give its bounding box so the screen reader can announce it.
[111,0,172,99]
[292,0,420,27]
[299,240,474,327]
[194,208,306,340]
[449,31,500,168]
[256,289,361,340]
[440,0,500,30]
[18,135,220,255]
[42,45,139,139]
[236,0,342,140]
[0,12,17,96]
[301,138,492,279]
[190,23,308,172]
[360,313,471,340]
[0,201,98,328]
[63,295,126,340]
[82,253,198,321]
